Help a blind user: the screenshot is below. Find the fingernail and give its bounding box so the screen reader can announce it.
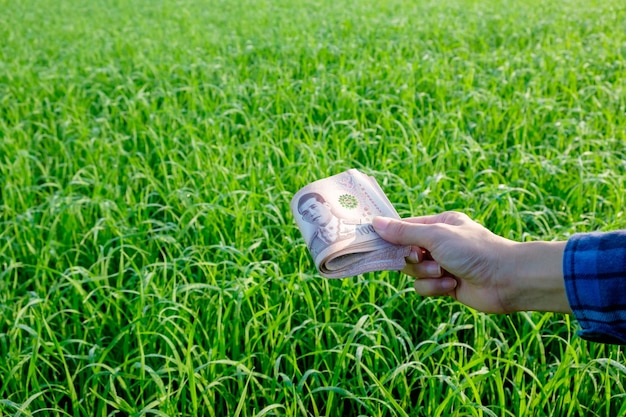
[372,216,391,231]
[427,263,442,276]
[407,250,419,263]
[441,279,457,291]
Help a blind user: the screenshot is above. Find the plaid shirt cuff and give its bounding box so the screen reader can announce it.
[563,232,626,344]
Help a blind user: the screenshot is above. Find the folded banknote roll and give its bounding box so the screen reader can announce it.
[290,169,411,278]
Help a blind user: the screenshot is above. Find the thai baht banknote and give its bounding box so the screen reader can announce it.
[291,169,411,278]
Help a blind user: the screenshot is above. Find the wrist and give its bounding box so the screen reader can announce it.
[504,241,571,313]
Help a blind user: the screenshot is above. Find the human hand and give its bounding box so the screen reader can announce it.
[373,212,570,314]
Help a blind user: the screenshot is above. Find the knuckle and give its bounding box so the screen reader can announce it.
[395,221,410,237]
[443,211,469,225]
[395,221,417,243]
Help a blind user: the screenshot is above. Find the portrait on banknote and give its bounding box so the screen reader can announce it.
[296,191,359,258]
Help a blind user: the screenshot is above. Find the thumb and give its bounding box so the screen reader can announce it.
[372,216,432,247]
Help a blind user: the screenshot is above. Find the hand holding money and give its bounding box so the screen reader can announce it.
[291,169,411,278]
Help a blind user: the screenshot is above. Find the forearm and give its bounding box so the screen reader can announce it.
[504,241,571,313]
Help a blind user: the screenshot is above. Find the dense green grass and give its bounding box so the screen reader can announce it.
[1,0,626,415]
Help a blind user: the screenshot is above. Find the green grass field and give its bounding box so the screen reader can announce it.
[1,0,626,415]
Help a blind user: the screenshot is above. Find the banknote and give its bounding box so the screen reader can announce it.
[291,169,411,278]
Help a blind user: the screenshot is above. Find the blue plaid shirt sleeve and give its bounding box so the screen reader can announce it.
[563,231,626,345]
